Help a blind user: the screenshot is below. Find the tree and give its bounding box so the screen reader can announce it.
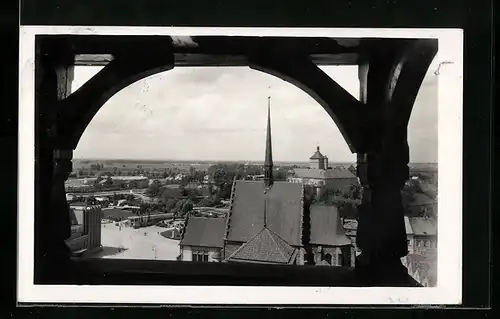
[213,168,227,187]
[161,187,182,202]
[94,175,103,186]
[182,199,194,215]
[86,196,96,205]
[165,198,179,211]
[303,185,317,205]
[401,189,416,210]
[146,180,162,198]
[199,196,215,207]
[103,176,113,186]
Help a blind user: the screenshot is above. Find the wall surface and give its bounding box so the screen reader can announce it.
[312,246,343,266]
[181,245,222,262]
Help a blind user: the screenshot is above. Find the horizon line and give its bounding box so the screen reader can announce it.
[71,157,438,164]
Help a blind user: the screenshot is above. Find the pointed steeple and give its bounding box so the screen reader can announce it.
[264,96,274,187]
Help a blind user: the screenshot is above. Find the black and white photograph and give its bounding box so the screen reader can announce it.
[18,27,463,305]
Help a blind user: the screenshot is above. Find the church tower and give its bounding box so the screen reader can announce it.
[264,96,274,188]
[309,145,327,170]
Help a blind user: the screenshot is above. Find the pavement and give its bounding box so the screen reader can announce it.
[98,223,180,260]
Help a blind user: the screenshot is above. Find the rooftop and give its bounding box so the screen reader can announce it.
[409,217,437,236]
[225,227,297,264]
[226,180,303,246]
[180,216,226,248]
[293,168,357,179]
[310,205,351,246]
[309,146,326,160]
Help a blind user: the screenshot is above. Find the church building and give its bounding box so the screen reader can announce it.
[222,97,352,266]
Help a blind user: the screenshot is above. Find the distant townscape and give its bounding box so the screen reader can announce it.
[65,106,438,287]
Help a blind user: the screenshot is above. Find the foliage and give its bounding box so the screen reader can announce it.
[161,187,182,202]
[181,199,194,214]
[198,196,220,207]
[146,180,162,198]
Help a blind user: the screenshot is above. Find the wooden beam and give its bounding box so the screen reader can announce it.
[249,53,363,152]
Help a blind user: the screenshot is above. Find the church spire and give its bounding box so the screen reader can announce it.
[264,96,274,188]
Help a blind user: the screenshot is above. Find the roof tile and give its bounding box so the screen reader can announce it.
[226,227,297,264]
[180,216,226,248]
[310,205,352,246]
[226,181,303,246]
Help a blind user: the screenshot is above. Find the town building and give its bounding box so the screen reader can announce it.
[309,205,352,266]
[65,203,102,256]
[287,147,358,196]
[341,214,437,285]
[406,217,438,256]
[179,216,226,262]
[175,99,353,266]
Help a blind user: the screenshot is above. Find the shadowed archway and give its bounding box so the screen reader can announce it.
[35,34,437,286]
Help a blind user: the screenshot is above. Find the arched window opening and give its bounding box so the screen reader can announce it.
[66,65,361,265]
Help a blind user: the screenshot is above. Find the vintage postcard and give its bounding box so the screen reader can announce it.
[18,26,463,305]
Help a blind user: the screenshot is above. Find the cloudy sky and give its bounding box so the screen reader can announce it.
[72,61,437,163]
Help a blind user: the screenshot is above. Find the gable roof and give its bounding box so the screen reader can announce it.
[293,168,357,179]
[310,205,351,246]
[225,227,297,264]
[180,216,225,248]
[409,217,437,236]
[225,180,303,246]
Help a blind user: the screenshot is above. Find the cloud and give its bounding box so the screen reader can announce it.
[72,63,437,163]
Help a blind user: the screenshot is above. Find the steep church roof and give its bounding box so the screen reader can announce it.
[180,216,226,248]
[225,180,304,246]
[225,227,297,264]
[310,204,351,246]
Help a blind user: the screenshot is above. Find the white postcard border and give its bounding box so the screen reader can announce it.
[18,26,463,305]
